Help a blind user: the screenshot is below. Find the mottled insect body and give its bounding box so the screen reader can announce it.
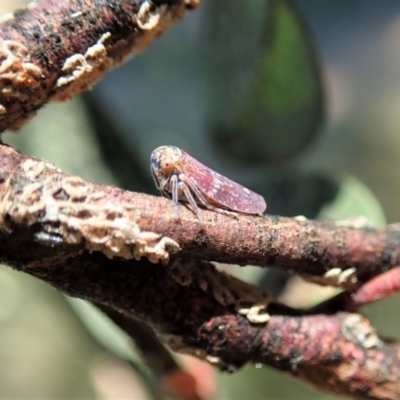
[150,145,267,220]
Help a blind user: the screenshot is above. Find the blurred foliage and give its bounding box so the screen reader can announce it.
[204,0,323,162]
[2,0,400,399]
[319,174,386,226]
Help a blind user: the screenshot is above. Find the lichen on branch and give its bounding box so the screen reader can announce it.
[0,0,200,132]
[1,1,400,398]
[0,153,180,263]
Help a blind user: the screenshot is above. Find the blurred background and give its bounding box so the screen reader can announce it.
[1,0,400,398]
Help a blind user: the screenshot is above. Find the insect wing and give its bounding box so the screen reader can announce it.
[177,152,266,214]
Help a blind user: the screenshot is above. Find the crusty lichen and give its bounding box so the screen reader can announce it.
[342,314,380,349]
[0,158,180,263]
[0,0,201,132]
[0,39,43,130]
[136,1,167,30]
[52,33,113,101]
[305,267,358,287]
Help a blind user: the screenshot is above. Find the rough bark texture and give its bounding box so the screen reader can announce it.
[1,1,400,399]
[0,0,199,131]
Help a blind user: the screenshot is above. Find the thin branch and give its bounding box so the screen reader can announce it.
[0,0,199,131]
[1,144,400,289]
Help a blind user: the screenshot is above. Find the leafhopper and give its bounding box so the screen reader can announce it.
[150,145,267,220]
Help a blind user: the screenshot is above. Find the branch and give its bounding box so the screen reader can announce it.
[0,0,199,132]
[1,2,400,398]
[2,142,400,288]
[1,144,400,399]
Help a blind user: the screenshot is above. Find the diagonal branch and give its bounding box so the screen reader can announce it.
[0,0,199,132]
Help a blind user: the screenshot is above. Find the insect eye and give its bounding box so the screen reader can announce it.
[161,157,174,172]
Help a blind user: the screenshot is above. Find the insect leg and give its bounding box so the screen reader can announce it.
[169,174,181,219]
[179,174,210,209]
[178,181,203,223]
[181,174,238,218]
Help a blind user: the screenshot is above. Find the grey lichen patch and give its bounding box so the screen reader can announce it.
[304,267,358,287]
[237,304,270,324]
[52,33,113,101]
[137,1,167,30]
[342,314,381,349]
[0,39,43,127]
[1,158,180,263]
[294,215,308,222]
[324,267,357,285]
[168,259,270,324]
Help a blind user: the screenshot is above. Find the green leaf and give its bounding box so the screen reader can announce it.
[204,0,323,162]
[318,174,386,226]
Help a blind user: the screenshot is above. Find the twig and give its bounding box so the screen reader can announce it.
[2,144,400,289]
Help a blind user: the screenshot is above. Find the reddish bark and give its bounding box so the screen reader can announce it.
[1,1,400,399]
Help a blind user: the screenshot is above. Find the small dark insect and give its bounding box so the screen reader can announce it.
[150,145,267,220]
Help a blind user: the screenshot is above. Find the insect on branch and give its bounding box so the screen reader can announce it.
[150,145,267,223]
[1,144,400,398]
[1,1,400,398]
